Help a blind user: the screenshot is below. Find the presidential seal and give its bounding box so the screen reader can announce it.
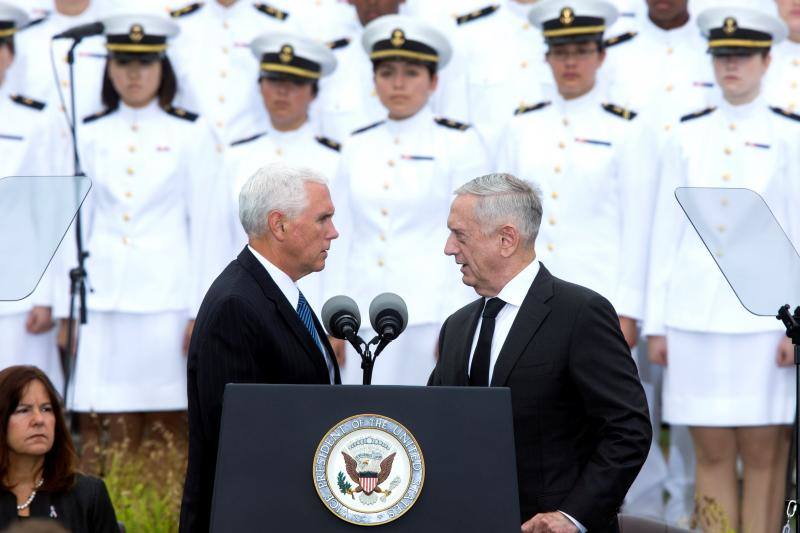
[313,414,425,526]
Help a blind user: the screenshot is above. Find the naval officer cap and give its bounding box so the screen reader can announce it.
[528,0,618,46]
[251,32,337,82]
[362,14,452,69]
[0,2,29,44]
[101,14,180,62]
[697,6,787,56]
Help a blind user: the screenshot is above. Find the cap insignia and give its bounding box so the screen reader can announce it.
[723,17,737,35]
[560,7,575,26]
[390,28,405,48]
[129,23,144,42]
[279,44,294,64]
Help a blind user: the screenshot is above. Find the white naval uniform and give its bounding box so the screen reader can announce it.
[62,100,230,412]
[496,85,657,321]
[764,39,800,112]
[645,96,800,426]
[329,108,490,385]
[448,1,554,156]
[167,1,299,150]
[224,120,342,313]
[0,85,67,392]
[602,14,717,146]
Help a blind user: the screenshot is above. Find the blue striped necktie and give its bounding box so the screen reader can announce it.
[297,291,334,383]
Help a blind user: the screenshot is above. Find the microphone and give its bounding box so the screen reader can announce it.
[53,22,104,40]
[369,293,408,342]
[322,295,361,341]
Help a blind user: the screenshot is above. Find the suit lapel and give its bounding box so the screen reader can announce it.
[490,265,554,387]
[237,247,330,382]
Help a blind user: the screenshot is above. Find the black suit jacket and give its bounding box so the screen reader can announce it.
[428,265,651,532]
[179,247,340,533]
[0,475,119,532]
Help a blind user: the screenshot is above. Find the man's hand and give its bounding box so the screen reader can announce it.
[777,336,794,367]
[183,319,195,355]
[618,316,638,348]
[522,512,579,533]
[647,335,667,366]
[329,337,346,367]
[25,306,54,334]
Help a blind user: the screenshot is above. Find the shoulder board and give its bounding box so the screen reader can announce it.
[82,107,116,124]
[326,37,351,50]
[456,5,500,25]
[604,31,638,48]
[230,132,266,147]
[315,136,341,152]
[163,105,199,122]
[23,13,50,30]
[434,117,470,131]
[514,101,551,116]
[601,103,637,121]
[254,3,289,20]
[770,106,800,123]
[680,106,716,123]
[9,94,46,111]
[351,120,385,135]
[169,2,203,18]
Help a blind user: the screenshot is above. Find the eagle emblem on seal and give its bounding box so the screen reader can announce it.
[341,451,396,499]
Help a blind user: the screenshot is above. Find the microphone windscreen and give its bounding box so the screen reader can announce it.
[321,295,361,337]
[369,292,408,334]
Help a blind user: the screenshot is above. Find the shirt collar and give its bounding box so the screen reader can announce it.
[247,245,300,308]
[385,105,433,136]
[495,259,540,308]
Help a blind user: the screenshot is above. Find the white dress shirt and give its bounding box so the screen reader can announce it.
[467,258,585,532]
[246,245,335,383]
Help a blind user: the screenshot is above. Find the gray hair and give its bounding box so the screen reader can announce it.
[454,173,543,248]
[239,162,328,238]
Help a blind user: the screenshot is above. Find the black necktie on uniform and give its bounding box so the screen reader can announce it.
[469,297,507,387]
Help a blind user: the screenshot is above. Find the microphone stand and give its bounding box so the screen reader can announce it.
[62,37,90,406]
[777,304,800,532]
[341,332,385,385]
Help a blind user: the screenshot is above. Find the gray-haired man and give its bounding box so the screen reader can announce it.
[180,163,340,533]
[428,173,651,533]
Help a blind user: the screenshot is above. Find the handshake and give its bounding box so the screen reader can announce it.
[322,293,408,385]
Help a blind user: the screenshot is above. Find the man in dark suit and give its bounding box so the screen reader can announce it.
[179,163,341,532]
[429,173,651,533]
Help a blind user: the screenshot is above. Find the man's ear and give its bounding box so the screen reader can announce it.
[498,225,520,258]
[267,211,288,242]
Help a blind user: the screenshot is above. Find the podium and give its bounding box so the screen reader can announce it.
[210,384,521,532]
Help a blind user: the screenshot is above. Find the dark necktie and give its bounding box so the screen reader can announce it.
[469,297,507,387]
[297,291,334,383]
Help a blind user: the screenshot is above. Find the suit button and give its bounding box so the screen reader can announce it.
[387,160,395,167]
[123,213,131,222]
[554,165,561,174]
[551,191,559,200]
[664,124,672,132]
[520,61,528,69]
[729,123,736,131]
[381,208,389,217]
[128,145,136,153]
[549,218,556,226]
[724,147,732,155]
[666,47,673,55]
[126,167,134,176]
[561,118,569,126]
[218,95,226,103]
[547,243,555,252]
[122,236,130,245]
[665,84,673,92]
[220,70,227,78]
[383,182,390,190]
[722,172,731,182]
[131,123,139,132]
[377,259,385,267]
[276,148,283,156]
[125,191,133,198]
[717,225,726,233]
[379,233,386,242]
[222,46,229,54]
[558,141,566,149]
[216,144,224,154]
[216,120,225,129]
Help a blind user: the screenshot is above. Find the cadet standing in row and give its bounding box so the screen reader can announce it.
[329,15,490,385]
[645,8,798,532]
[765,0,800,110]
[56,14,230,470]
[225,32,341,312]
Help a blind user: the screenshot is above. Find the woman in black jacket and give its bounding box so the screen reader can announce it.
[0,366,118,532]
